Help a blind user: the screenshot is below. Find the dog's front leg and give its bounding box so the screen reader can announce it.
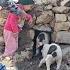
[46,59,51,70]
[38,58,45,67]
[45,59,50,70]
[45,55,53,70]
[46,64,50,70]
[56,59,62,70]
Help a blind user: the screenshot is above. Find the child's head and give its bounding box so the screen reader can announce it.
[23,5,33,11]
[19,0,34,11]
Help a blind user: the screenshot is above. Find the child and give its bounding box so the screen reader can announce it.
[1,0,34,60]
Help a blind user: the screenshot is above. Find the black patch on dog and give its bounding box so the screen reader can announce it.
[52,52,57,57]
[38,33,45,42]
[47,45,57,54]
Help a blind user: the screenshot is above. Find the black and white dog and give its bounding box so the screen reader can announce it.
[32,30,52,57]
[36,32,49,56]
[38,43,62,70]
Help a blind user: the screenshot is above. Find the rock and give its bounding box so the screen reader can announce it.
[34,0,42,4]
[60,63,68,70]
[34,0,48,5]
[55,14,67,22]
[36,11,53,24]
[55,31,70,43]
[14,51,32,62]
[50,19,56,28]
[34,0,59,6]
[67,13,70,21]
[0,36,4,45]
[24,41,33,51]
[68,16,70,21]
[0,18,6,26]
[52,32,56,42]
[1,57,14,67]
[52,6,69,13]
[61,47,70,70]
[62,47,70,57]
[0,25,3,36]
[6,66,18,70]
[44,5,53,10]
[46,0,59,6]
[21,51,32,59]
[61,0,70,6]
[0,10,8,18]
[33,24,52,32]
[54,22,70,32]
[43,11,54,17]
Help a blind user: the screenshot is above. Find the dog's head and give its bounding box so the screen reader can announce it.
[36,32,49,48]
[36,32,45,48]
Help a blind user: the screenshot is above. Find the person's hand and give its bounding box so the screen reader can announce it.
[28,16,33,24]
[26,14,33,26]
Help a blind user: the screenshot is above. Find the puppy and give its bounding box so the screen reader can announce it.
[38,43,62,70]
[36,32,49,56]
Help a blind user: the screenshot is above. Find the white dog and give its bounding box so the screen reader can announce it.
[38,43,62,70]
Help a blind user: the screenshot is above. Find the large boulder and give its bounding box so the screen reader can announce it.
[55,14,67,22]
[54,22,70,32]
[0,18,6,26]
[44,5,53,10]
[33,24,52,32]
[0,10,8,18]
[52,6,70,13]
[61,0,70,6]
[0,26,3,36]
[36,11,53,24]
[55,31,70,44]
[67,13,70,21]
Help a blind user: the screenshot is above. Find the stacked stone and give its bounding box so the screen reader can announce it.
[0,10,8,46]
[29,0,70,44]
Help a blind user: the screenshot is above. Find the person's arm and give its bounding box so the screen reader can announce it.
[24,13,33,23]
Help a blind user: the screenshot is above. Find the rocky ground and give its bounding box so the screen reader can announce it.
[0,37,70,70]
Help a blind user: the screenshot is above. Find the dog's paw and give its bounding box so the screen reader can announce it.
[38,64,41,67]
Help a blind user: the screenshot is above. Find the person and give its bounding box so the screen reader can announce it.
[0,0,34,60]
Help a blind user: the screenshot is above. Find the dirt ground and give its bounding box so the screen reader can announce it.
[16,56,57,70]
[16,45,70,70]
[0,44,70,70]
[16,54,69,70]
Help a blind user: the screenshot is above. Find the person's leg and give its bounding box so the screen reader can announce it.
[3,29,18,57]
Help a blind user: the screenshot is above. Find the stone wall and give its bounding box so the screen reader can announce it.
[0,10,8,46]
[30,0,70,44]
